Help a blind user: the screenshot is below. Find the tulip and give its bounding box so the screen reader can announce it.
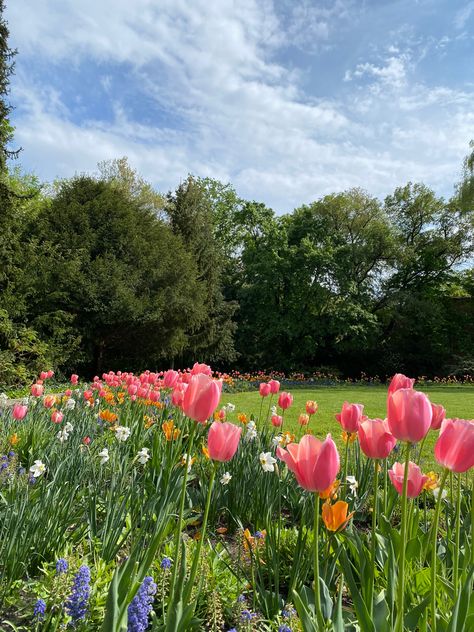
[387,373,415,397]
[389,461,429,498]
[190,362,213,376]
[70,374,79,384]
[358,418,397,459]
[298,413,309,426]
[64,389,72,397]
[268,379,280,394]
[276,434,340,492]
[271,414,283,427]
[207,421,242,462]
[51,410,64,424]
[387,388,432,443]
[40,371,48,380]
[83,436,91,445]
[46,370,54,379]
[12,404,27,420]
[128,384,138,396]
[322,500,353,532]
[430,403,446,431]
[335,402,364,433]
[163,370,179,389]
[43,395,56,409]
[278,391,293,410]
[31,384,44,397]
[171,386,186,407]
[259,383,271,397]
[83,390,93,400]
[182,374,222,424]
[306,401,318,415]
[434,418,474,473]
[149,389,160,402]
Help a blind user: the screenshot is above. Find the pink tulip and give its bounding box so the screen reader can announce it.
[171,387,185,407]
[207,421,242,462]
[43,395,55,409]
[12,404,28,420]
[387,373,415,398]
[277,434,340,492]
[306,401,318,415]
[335,402,364,433]
[149,389,160,402]
[128,384,138,396]
[278,391,293,410]
[83,390,93,400]
[31,384,44,397]
[190,362,213,376]
[137,386,149,399]
[430,403,446,430]
[271,414,283,427]
[163,370,179,389]
[389,461,428,498]
[299,413,310,426]
[46,370,54,379]
[387,389,432,443]
[51,411,63,424]
[259,383,271,397]
[70,374,79,385]
[182,374,222,423]
[434,419,474,473]
[64,389,72,397]
[268,379,280,394]
[40,371,48,380]
[358,418,397,459]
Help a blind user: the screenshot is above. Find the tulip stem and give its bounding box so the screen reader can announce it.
[395,442,411,632]
[430,468,449,632]
[313,494,324,630]
[471,476,474,570]
[416,434,427,466]
[169,421,197,605]
[369,459,379,618]
[258,397,264,426]
[342,439,350,500]
[453,474,461,598]
[383,458,388,516]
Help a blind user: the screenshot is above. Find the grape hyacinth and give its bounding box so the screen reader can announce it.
[160,557,172,570]
[56,557,68,575]
[65,565,91,622]
[127,576,157,632]
[33,598,46,620]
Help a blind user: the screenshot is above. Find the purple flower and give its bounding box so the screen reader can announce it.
[33,598,46,620]
[56,558,68,575]
[65,565,91,621]
[279,626,292,632]
[127,576,157,632]
[160,557,172,570]
[240,609,257,622]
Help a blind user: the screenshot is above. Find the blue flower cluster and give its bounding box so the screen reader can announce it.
[33,598,46,620]
[278,626,292,632]
[56,557,68,575]
[160,557,172,570]
[127,576,157,632]
[65,565,91,621]
[240,609,257,622]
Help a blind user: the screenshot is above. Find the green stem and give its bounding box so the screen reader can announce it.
[471,476,474,570]
[383,458,388,515]
[369,459,379,618]
[313,494,324,630]
[169,421,197,604]
[395,442,411,632]
[430,468,449,632]
[258,397,264,426]
[342,439,350,500]
[453,473,461,598]
[416,434,427,466]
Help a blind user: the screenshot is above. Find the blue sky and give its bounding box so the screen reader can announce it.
[6,0,474,212]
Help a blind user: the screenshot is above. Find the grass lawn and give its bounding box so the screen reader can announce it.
[221,384,474,472]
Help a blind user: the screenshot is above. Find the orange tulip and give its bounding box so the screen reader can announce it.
[322,500,354,532]
[319,479,340,500]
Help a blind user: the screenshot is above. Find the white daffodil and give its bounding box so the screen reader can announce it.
[181,453,194,473]
[225,403,235,413]
[137,447,150,464]
[65,398,76,410]
[220,471,232,485]
[259,451,277,473]
[115,426,131,442]
[64,422,74,433]
[346,475,358,496]
[272,435,283,446]
[30,460,46,478]
[246,428,258,442]
[98,448,109,464]
[57,429,70,443]
[247,420,256,431]
[270,406,277,416]
[433,487,448,500]
[0,393,8,406]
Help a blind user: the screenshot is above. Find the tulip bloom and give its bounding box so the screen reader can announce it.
[51,411,64,424]
[268,379,280,394]
[163,370,179,389]
[31,384,44,397]
[12,404,28,420]
[70,374,79,385]
[190,362,213,376]
[358,418,397,459]
[278,391,293,410]
[306,401,318,415]
[387,373,415,397]
[387,388,432,443]
[389,461,429,498]
[298,413,309,426]
[259,383,271,397]
[207,421,242,462]
[277,434,340,492]
[43,395,56,409]
[182,374,222,424]
[434,418,474,473]
[171,386,186,407]
[40,371,49,380]
[430,403,446,431]
[271,414,283,427]
[335,402,364,433]
[322,500,354,532]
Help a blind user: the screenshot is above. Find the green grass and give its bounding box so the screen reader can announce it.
[221,384,474,472]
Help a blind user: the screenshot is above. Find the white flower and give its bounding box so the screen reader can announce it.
[220,472,232,485]
[64,422,74,433]
[224,403,235,413]
[246,428,258,442]
[30,460,46,477]
[115,426,131,442]
[433,487,448,500]
[57,429,70,443]
[85,399,92,408]
[259,452,277,472]
[98,448,109,464]
[270,406,277,416]
[346,475,358,496]
[21,397,29,406]
[137,447,150,464]
[272,435,283,446]
[0,392,8,406]
[65,398,76,410]
[181,453,194,473]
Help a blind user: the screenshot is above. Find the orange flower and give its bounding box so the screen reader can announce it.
[99,409,118,423]
[423,471,439,491]
[282,431,296,445]
[319,479,340,500]
[322,500,354,532]
[216,527,228,535]
[237,413,248,425]
[144,415,155,429]
[341,431,358,444]
[202,445,210,460]
[9,433,19,446]
[162,420,180,441]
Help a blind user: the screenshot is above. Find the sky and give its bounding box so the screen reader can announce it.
[6,0,474,213]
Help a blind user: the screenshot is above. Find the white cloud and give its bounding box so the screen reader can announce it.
[454,2,474,29]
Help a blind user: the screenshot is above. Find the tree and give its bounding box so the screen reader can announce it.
[0,0,18,176]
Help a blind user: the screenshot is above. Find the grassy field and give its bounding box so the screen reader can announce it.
[221,384,474,472]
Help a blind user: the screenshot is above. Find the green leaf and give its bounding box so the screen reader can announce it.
[447,567,474,632]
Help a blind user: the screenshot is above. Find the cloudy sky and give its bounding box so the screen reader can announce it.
[6,0,474,212]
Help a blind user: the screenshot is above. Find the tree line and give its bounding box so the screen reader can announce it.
[0,2,473,385]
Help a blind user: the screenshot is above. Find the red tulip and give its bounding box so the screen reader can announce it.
[83,390,93,400]
[387,389,432,443]
[306,401,318,415]
[358,418,396,459]
[259,383,271,397]
[31,384,44,397]
[434,418,474,473]
[12,404,27,420]
[268,379,280,394]
[128,384,138,396]
[51,410,63,424]
[430,403,446,430]
[389,461,428,498]
[271,414,283,427]
[40,371,48,380]
[70,374,79,385]
[149,389,160,402]
[46,370,54,379]
[278,391,293,410]
[182,374,222,423]
[277,434,340,492]
[83,436,91,445]
[207,421,242,461]
[387,373,415,398]
[163,370,179,389]
[335,402,364,433]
